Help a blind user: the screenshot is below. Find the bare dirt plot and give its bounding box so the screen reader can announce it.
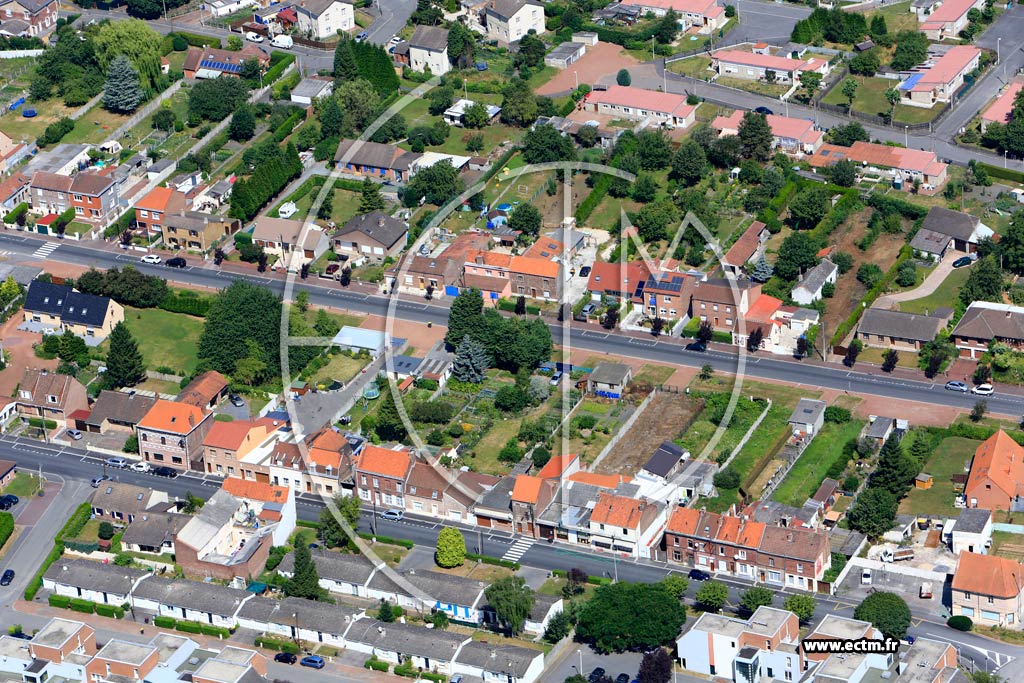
[537,42,641,97]
[823,209,906,343]
[0,315,55,398]
[594,392,701,477]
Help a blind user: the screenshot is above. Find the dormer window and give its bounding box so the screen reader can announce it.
[19,390,30,400]
[46,394,58,404]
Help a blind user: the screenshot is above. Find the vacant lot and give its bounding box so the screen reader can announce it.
[991,531,1024,562]
[537,42,641,96]
[309,352,369,387]
[112,306,205,375]
[822,75,941,125]
[595,392,701,477]
[772,420,864,507]
[899,436,978,517]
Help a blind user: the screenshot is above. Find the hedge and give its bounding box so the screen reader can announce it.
[69,598,95,614]
[174,620,203,634]
[200,623,231,637]
[947,615,973,631]
[272,112,303,143]
[27,417,58,430]
[866,193,928,220]
[421,673,446,683]
[296,519,320,529]
[95,604,125,619]
[172,31,221,48]
[0,512,13,551]
[48,594,71,608]
[2,202,27,225]
[25,502,92,600]
[575,173,611,224]
[25,545,63,600]
[466,552,520,570]
[154,615,176,628]
[496,299,541,315]
[358,532,414,549]
[394,663,418,679]
[550,569,612,585]
[256,635,300,653]
[159,290,212,317]
[976,162,1024,184]
[264,52,296,85]
[63,540,99,553]
[365,657,389,672]
[810,191,861,240]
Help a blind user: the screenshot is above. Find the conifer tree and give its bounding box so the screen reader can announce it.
[105,322,147,389]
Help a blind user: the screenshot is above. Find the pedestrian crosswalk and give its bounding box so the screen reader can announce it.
[502,537,533,562]
[32,242,59,259]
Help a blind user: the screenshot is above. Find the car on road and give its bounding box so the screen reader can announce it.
[685,341,707,352]
[688,568,711,581]
[0,569,14,586]
[388,35,401,44]
[754,106,773,115]
[229,395,246,408]
[579,265,591,277]
[299,656,325,669]
[274,653,297,665]
[952,256,974,268]
[152,466,178,478]
[105,457,128,469]
[355,31,368,41]
[588,668,606,683]
[245,31,264,42]
[141,254,161,265]
[0,499,11,511]
[549,370,563,385]
[66,429,83,440]
[944,381,969,392]
[972,383,995,396]
[451,676,463,683]
[131,461,151,473]
[381,509,404,521]
[90,475,111,488]
[166,257,187,269]
[615,674,629,683]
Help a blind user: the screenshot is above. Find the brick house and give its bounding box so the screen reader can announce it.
[354,445,414,510]
[588,493,666,559]
[163,212,240,252]
[951,302,1024,359]
[136,400,214,471]
[134,187,187,235]
[965,430,1024,513]
[182,45,269,79]
[69,172,121,226]
[511,474,558,538]
[89,481,170,523]
[202,420,272,477]
[28,618,96,664]
[85,640,160,682]
[334,140,419,183]
[464,250,561,301]
[951,551,1024,628]
[690,279,761,333]
[178,370,230,411]
[333,211,409,263]
[15,368,88,426]
[0,0,58,37]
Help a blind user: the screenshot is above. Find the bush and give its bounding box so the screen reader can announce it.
[824,406,851,423]
[174,620,203,634]
[465,552,520,570]
[947,615,973,631]
[0,512,13,550]
[39,117,75,146]
[2,202,28,225]
[154,616,176,628]
[256,636,300,653]
[48,594,71,608]
[69,598,95,614]
[95,604,125,619]
[365,657,390,672]
[357,532,414,549]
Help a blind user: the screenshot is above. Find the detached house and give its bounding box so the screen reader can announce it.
[722,221,769,279]
[711,49,830,83]
[483,0,545,43]
[790,259,837,305]
[964,430,1024,512]
[251,216,329,268]
[15,368,88,426]
[899,46,980,108]
[136,400,214,471]
[403,25,450,75]
[911,207,993,260]
[856,307,947,352]
[335,140,419,183]
[334,211,408,263]
[586,85,696,130]
[89,482,170,523]
[23,280,124,342]
[981,81,1023,131]
[808,141,948,194]
[951,302,1024,359]
[712,111,823,155]
[920,0,986,40]
[952,551,1024,628]
[677,606,803,680]
[294,0,353,39]
[619,0,725,32]
[182,45,269,79]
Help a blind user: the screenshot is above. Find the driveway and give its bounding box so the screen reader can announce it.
[873,255,955,310]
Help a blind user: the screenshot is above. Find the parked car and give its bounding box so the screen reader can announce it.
[579,265,591,277]
[270,34,293,49]
[588,668,606,683]
[944,381,969,392]
[355,31,368,41]
[688,569,711,581]
[131,461,151,473]
[451,676,463,683]
[0,569,14,586]
[230,395,246,408]
[754,106,774,115]
[166,257,187,268]
[141,254,161,264]
[580,303,596,318]
[66,429,83,440]
[0,495,18,506]
[105,457,128,469]
[381,509,404,521]
[0,499,11,511]
[615,674,630,683]
[549,371,563,385]
[952,256,974,268]
[152,466,178,478]
[90,475,111,488]
[972,383,995,396]
[274,653,297,665]
[245,31,264,42]
[685,341,707,352]
[300,656,325,669]
[861,569,872,584]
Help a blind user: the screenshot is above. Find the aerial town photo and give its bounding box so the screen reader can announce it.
[0,0,1023,681]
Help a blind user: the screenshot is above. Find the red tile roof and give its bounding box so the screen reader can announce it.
[808,141,947,177]
[137,400,207,434]
[536,453,577,479]
[982,81,1023,125]
[357,445,412,479]
[967,429,1024,502]
[712,49,824,73]
[590,492,648,529]
[723,221,766,267]
[953,551,1023,598]
[135,186,187,214]
[203,420,264,450]
[908,46,980,91]
[744,294,782,323]
[587,260,650,296]
[511,474,543,504]
[665,506,706,535]
[587,85,696,119]
[178,371,228,408]
[222,477,290,503]
[566,472,632,488]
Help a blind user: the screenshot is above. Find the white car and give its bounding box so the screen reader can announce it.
[861,569,872,585]
[245,31,264,42]
[141,254,161,264]
[971,383,995,396]
[131,461,151,473]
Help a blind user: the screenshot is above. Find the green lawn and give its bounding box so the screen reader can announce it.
[113,306,205,375]
[716,76,790,98]
[470,415,523,475]
[303,309,364,330]
[772,420,865,507]
[62,103,132,145]
[858,346,921,369]
[309,352,370,387]
[668,56,713,79]
[821,75,942,125]
[3,472,39,498]
[635,363,674,385]
[899,436,979,516]
[898,266,970,314]
[863,1,918,33]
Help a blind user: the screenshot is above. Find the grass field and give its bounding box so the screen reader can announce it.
[898,267,970,314]
[309,352,369,387]
[635,363,675,385]
[990,530,1024,561]
[858,347,921,369]
[821,76,942,125]
[116,306,205,375]
[303,308,364,330]
[717,76,790,98]
[471,415,523,475]
[899,436,979,516]
[863,1,918,33]
[772,420,865,507]
[668,56,713,79]
[2,472,39,498]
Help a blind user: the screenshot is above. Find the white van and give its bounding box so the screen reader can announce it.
[271,34,293,48]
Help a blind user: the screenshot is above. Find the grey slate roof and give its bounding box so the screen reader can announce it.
[89,482,159,516]
[952,302,1024,342]
[0,263,42,286]
[86,390,156,428]
[279,596,360,633]
[401,569,487,608]
[337,211,408,250]
[792,259,836,296]
[486,0,540,21]
[120,512,189,549]
[454,641,542,677]
[475,475,515,513]
[278,549,377,585]
[858,308,945,343]
[44,559,147,595]
[409,25,449,52]
[789,398,825,426]
[642,441,685,479]
[236,596,280,624]
[334,139,413,169]
[546,42,584,62]
[291,78,333,100]
[132,576,250,617]
[955,507,992,534]
[921,207,977,241]
[344,619,466,659]
[24,281,112,328]
[528,592,561,622]
[387,355,422,375]
[909,227,949,255]
[588,362,631,386]
[865,416,896,440]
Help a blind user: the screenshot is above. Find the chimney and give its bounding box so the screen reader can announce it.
[189,413,195,427]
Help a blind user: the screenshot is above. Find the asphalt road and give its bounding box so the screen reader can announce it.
[727,0,812,46]
[6,231,1024,420]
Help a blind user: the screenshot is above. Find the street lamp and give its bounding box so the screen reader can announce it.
[577,648,583,676]
[997,37,1001,64]
[904,125,908,148]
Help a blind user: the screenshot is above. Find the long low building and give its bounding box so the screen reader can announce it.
[919,0,986,40]
[711,49,829,83]
[585,85,696,129]
[712,110,823,155]
[980,80,1023,131]
[618,0,726,33]
[899,45,981,108]
[807,141,948,193]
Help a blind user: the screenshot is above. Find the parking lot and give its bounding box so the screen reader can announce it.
[838,561,951,622]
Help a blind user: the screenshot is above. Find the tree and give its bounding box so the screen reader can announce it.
[746,327,764,353]
[495,384,529,412]
[828,158,857,187]
[788,186,830,229]
[974,363,992,385]
[637,130,673,170]
[93,19,162,91]
[516,31,546,69]
[447,289,484,347]
[334,79,381,133]
[971,400,987,422]
[447,22,476,68]
[403,159,464,208]
[97,521,115,540]
[844,339,863,367]
[871,434,917,496]
[998,210,1024,273]
[500,79,538,127]
[654,9,680,43]
[616,68,631,86]
[896,260,917,287]
[849,49,880,77]
[800,72,822,102]
[283,543,325,600]
[695,581,729,613]
[227,34,244,51]
[632,174,658,203]
[775,232,821,281]
[319,494,362,548]
[462,102,490,129]
[890,30,928,71]
[637,649,672,683]
[485,576,534,635]
[543,610,572,643]
[334,39,358,82]
[452,336,490,383]
[198,281,283,377]
[882,349,899,373]
[522,124,577,164]
[885,87,900,123]
[239,58,262,86]
[738,112,774,162]
[960,256,1003,307]
[796,336,809,359]
[508,203,543,237]
[842,77,858,110]
[696,320,714,346]
[435,526,466,568]
[466,133,485,153]
[188,77,250,122]
[374,388,407,442]
[103,55,144,114]
[576,582,686,654]
[602,307,620,330]
[104,322,147,389]
[429,610,450,630]
[228,105,256,142]
[854,592,911,640]
[784,594,816,623]
[670,140,708,186]
[358,177,385,214]
[847,487,897,537]
[870,14,887,35]
[377,599,396,622]
[830,122,870,148]
[740,587,774,613]
[751,255,774,282]
[514,295,527,315]
[857,263,884,289]
[152,108,176,132]
[319,97,345,138]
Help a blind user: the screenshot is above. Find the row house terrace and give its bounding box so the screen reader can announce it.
[355,444,414,510]
[663,507,831,591]
[463,249,562,301]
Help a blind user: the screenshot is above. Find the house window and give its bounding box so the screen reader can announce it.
[73,194,83,201]
[988,596,995,604]
[768,558,775,567]
[46,394,58,404]
[797,564,803,574]
[964,592,971,599]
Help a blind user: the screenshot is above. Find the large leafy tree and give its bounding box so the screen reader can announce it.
[637,649,672,683]
[508,204,542,237]
[334,79,382,133]
[670,140,708,186]
[319,494,362,548]
[959,255,1003,307]
[695,580,729,612]
[636,130,673,170]
[283,542,326,600]
[104,322,147,389]
[403,159,464,208]
[847,487,897,537]
[576,582,686,653]
[447,23,475,68]
[740,586,774,613]
[93,19,163,91]
[521,124,577,164]
[228,105,256,142]
[854,592,911,639]
[500,79,538,127]
[198,281,283,377]
[787,186,830,229]
[485,576,535,635]
[188,77,250,122]
[774,232,821,281]
[998,209,1024,273]
[103,55,144,114]
[784,594,816,622]
[435,526,466,568]
[738,112,774,161]
[516,31,546,69]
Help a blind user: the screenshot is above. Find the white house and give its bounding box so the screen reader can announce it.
[130,577,252,629]
[484,0,545,43]
[789,398,826,436]
[677,607,803,679]
[42,560,150,606]
[295,0,354,39]
[453,642,545,683]
[790,259,837,305]
[290,78,334,106]
[407,25,450,75]
[711,49,830,83]
[587,493,666,559]
[951,508,993,556]
[277,550,376,598]
[207,0,257,17]
[344,619,467,674]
